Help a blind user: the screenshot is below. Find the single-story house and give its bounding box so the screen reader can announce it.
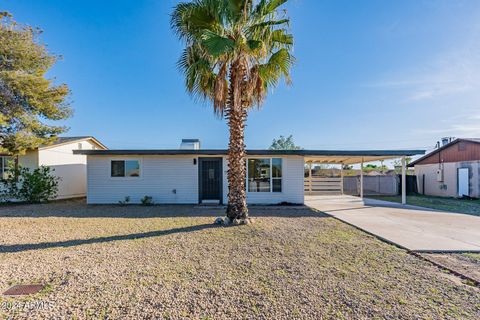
[1,136,107,199]
[75,139,424,205]
[410,138,480,198]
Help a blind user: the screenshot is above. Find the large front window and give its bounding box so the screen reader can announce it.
[247,158,282,192]
[111,160,140,177]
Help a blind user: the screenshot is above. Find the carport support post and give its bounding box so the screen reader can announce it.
[340,163,344,195]
[360,158,364,199]
[401,156,407,205]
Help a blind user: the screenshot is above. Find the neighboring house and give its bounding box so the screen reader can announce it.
[75,139,423,205]
[0,136,107,199]
[410,138,480,198]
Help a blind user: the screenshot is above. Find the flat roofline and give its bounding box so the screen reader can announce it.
[74,149,425,157]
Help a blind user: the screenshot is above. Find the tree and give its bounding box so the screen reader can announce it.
[269,135,302,150]
[393,157,412,167]
[171,0,294,222]
[0,12,71,159]
[393,157,412,174]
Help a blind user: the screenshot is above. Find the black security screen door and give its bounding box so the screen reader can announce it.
[198,158,222,203]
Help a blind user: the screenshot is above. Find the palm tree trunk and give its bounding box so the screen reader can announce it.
[226,60,248,221]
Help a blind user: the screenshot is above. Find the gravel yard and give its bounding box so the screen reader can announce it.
[0,200,479,319]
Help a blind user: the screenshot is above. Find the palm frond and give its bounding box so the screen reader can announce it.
[246,39,262,51]
[271,29,293,46]
[171,0,223,41]
[258,48,294,88]
[253,0,287,18]
[200,30,235,57]
[265,0,288,14]
[177,45,215,100]
[226,0,253,23]
[213,61,228,116]
[249,18,289,30]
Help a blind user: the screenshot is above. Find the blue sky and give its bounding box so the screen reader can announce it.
[4,0,480,152]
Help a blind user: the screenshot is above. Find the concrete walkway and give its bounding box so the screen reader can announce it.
[305,195,480,252]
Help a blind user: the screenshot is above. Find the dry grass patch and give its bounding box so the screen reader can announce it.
[0,200,479,319]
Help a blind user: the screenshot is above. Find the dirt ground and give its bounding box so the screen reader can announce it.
[0,199,479,319]
[422,253,480,284]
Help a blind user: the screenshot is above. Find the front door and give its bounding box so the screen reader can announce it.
[199,158,222,203]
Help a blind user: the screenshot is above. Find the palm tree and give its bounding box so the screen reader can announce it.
[171,0,294,222]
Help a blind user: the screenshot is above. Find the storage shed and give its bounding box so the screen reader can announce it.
[409,138,480,198]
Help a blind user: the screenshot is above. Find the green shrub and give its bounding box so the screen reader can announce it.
[118,196,130,206]
[1,166,59,203]
[140,195,154,206]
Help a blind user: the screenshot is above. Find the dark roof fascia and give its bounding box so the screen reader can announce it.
[74,149,425,157]
[409,138,480,167]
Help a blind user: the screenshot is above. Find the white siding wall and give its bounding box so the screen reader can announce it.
[86,154,305,205]
[86,155,199,204]
[38,140,97,199]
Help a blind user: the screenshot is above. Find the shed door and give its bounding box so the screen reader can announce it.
[457,168,469,197]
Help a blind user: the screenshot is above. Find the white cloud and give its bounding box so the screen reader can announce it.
[368,48,480,102]
[413,112,480,137]
[366,19,480,102]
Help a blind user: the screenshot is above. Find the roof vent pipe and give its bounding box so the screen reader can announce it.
[441,137,454,146]
[180,139,200,150]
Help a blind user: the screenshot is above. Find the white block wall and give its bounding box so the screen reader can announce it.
[415,161,480,198]
[39,140,98,199]
[86,155,306,205]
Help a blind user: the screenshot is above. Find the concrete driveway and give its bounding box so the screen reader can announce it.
[305,195,480,252]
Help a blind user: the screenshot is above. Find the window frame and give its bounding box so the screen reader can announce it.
[246,157,283,193]
[110,159,142,179]
[0,156,13,180]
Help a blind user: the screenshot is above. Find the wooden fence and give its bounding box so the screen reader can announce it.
[305,175,399,196]
[304,177,342,195]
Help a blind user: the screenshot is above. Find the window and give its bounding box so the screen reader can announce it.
[247,158,282,192]
[272,158,282,192]
[78,143,83,150]
[458,142,467,151]
[111,160,140,177]
[0,156,13,180]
